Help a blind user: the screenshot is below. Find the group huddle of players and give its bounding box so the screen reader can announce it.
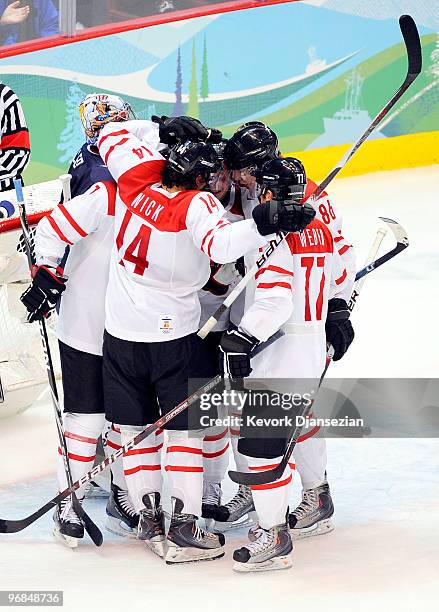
[20,93,355,572]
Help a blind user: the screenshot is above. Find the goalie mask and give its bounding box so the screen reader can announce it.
[79,93,134,145]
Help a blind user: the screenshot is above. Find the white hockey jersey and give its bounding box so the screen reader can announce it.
[35,180,117,355]
[96,121,269,343]
[240,217,350,379]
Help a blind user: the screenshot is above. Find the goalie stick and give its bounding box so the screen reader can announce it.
[0,218,406,534]
[198,14,421,340]
[12,179,103,547]
[228,217,409,486]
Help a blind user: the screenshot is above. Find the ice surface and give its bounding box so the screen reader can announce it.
[1,167,438,611]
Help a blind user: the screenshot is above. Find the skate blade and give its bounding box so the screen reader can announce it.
[143,537,166,559]
[53,525,80,549]
[165,543,225,564]
[213,512,256,533]
[233,554,292,573]
[105,516,138,539]
[291,518,334,541]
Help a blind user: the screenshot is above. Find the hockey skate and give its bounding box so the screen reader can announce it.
[165,497,225,564]
[138,493,166,558]
[202,481,222,524]
[53,497,84,548]
[288,475,334,540]
[212,484,256,532]
[105,484,139,538]
[233,523,293,572]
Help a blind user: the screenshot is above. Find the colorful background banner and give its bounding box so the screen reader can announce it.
[1,0,438,183]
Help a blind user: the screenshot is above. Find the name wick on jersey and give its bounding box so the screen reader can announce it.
[131,192,165,222]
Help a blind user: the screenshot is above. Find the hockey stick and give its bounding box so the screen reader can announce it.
[228,218,408,486]
[0,331,283,534]
[12,180,103,546]
[198,14,421,340]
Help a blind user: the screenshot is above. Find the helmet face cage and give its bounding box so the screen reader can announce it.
[79,93,135,145]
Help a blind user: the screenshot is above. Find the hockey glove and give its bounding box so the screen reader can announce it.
[152,115,209,145]
[252,200,316,236]
[219,328,259,380]
[325,298,355,361]
[202,261,241,296]
[20,266,67,323]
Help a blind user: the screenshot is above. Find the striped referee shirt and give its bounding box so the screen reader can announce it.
[0,84,31,192]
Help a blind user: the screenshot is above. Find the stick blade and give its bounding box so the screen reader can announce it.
[379,217,409,247]
[228,466,284,486]
[399,15,422,76]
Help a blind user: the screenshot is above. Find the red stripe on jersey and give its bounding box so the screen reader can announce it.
[335,269,347,285]
[104,137,130,166]
[230,428,240,436]
[46,215,73,245]
[124,464,161,476]
[124,443,163,456]
[166,446,203,455]
[257,281,292,290]
[251,473,293,491]
[255,265,294,280]
[98,128,130,147]
[200,227,215,254]
[164,465,203,473]
[338,244,351,256]
[202,443,230,459]
[106,439,122,450]
[207,222,230,258]
[334,235,344,243]
[111,424,121,433]
[204,428,228,442]
[103,180,117,216]
[65,431,97,445]
[0,129,30,150]
[58,448,96,462]
[58,204,88,237]
[297,426,320,443]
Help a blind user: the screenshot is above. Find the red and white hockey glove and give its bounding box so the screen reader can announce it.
[202,261,242,296]
[20,266,67,323]
[219,328,259,380]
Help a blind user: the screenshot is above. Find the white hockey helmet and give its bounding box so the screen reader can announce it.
[79,93,134,145]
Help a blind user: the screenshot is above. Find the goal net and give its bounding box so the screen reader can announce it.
[0,179,61,419]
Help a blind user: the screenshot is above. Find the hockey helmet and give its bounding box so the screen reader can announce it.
[256,157,307,203]
[79,93,134,145]
[224,122,279,171]
[167,140,222,183]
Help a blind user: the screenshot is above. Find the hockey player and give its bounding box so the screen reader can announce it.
[199,142,253,524]
[215,121,356,538]
[91,116,314,563]
[219,157,354,571]
[21,93,141,546]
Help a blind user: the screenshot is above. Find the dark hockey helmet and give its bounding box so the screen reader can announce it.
[256,157,307,203]
[166,140,222,186]
[224,122,278,171]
